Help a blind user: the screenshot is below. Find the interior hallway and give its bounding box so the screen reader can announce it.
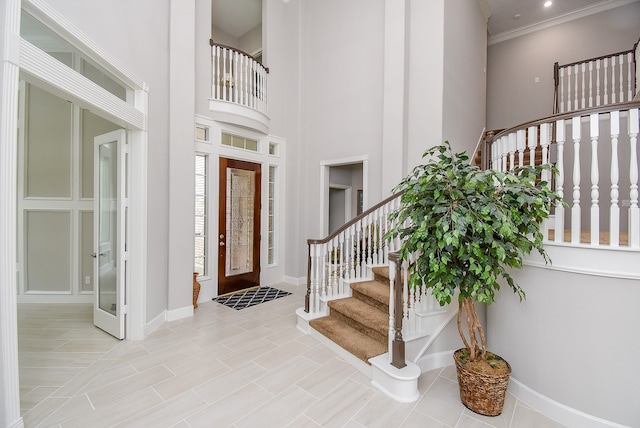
[17,283,566,427]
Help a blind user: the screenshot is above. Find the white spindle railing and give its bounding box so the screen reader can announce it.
[305,194,402,315]
[210,43,268,115]
[555,47,636,114]
[490,102,640,249]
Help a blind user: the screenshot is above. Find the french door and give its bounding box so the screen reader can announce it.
[218,158,261,295]
[93,130,127,339]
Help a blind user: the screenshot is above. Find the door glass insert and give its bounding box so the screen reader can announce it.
[226,168,255,276]
[98,141,118,315]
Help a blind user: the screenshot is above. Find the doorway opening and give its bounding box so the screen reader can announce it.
[320,157,367,236]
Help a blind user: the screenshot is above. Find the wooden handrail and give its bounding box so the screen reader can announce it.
[307,192,402,246]
[209,40,269,73]
[556,47,634,70]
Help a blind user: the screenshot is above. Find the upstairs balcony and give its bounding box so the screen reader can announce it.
[209,41,270,134]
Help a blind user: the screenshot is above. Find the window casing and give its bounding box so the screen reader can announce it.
[194,154,207,276]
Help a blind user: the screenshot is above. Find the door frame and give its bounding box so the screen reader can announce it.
[1,1,149,425]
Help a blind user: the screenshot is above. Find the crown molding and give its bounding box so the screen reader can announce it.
[488,0,640,45]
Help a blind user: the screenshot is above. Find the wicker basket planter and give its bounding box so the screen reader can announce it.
[454,349,511,416]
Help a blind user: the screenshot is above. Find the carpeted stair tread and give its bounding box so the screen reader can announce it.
[371,266,390,282]
[328,298,389,339]
[309,316,388,363]
[350,280,389,312]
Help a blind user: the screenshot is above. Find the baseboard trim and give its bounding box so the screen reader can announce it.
[283,275,306,286]
[508,378,632,428]
[144,310,166,337]
[166,305,193,322]
[415,349,457,373]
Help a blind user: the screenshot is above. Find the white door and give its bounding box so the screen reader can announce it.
[93,130,127,339]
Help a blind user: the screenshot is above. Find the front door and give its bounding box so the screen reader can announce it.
[93,130,127,339]
[218,158,261,295]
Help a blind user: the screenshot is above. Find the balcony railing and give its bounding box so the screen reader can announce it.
[210,41,268,116]
[553,39,639,114]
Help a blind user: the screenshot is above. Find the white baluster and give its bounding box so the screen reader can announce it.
[500,136,508,173]
[555,120,565,243]
[589,114,600,245]
[320,242,328,300]
[581,62,586,109]
[611,56,617,104]
[348,225,355,281]
[574,64,579,111]
[491,138,498,170]
[572,116,582,244]
[588,61,593,108]
[603,57,609,105]
[596,59,601,106]
[313,244,320,313]
[527,127,537,167]
[540,123,550,179]
[327,239,336,297]
[567,65,572,111]
[609,111,620,247]
[627,52,640,101]
[367,214,374,266]
[629,108,639,248]
[618,54,624,103]
[339,233,346,295]
[516,129,525,167]
[560,67,565,113]
[508,133,516,171]
[355,223,362,278]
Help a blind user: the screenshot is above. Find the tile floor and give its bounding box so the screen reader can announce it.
[18,282,567,427]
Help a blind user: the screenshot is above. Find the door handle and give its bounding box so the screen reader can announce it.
[91,252,107,258]
[219,242,225,246]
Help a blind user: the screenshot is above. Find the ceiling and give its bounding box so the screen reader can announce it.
[211,0,631,40]
[484,0,622,35]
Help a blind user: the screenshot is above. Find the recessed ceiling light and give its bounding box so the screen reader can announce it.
[544,1,553,7]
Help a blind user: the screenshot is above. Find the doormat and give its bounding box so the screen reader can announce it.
[212,286,292,310]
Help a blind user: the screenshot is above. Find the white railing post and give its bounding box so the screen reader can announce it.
[560,67,566,113]
[629,108,639,248]
[555,119,566,243]
[596,59,601,107]
[589,113,600,245]
[588,61,594,108]
[571,116,582,244]
[581,62,586,109]
[526,126,536,167]
[610,111,620,247]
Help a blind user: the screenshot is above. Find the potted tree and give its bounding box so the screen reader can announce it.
[386,142,561,416]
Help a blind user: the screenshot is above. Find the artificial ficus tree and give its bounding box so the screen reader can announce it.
[386,142,562,362]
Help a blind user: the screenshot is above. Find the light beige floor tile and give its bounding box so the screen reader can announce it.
[456,414,497,427]
[20,386,57,411]
[510,404,567,428]
[54,358,117,397]
[287,414,325,428]
[21,396,69,427]
[112,390,207,428]
[193,361,268,404]
[461,391,517,428]
[414,376,465,426]
[162,344,230,375]
[186,383,273,427]
[129,341,201,372]
[19,367,81,388]
[400,411,450,428]
[441,364,458,381]
[253,339,314,371]
[295,357,357,399]
[60,387,163,428]
[219,325,274,349]
[18,339,69,352]
[36,394,94,426]
[353,391,416,428]
[254,355,320,395]
[153,358,229,400]
[217,338,278,368]
[234,386,317,428]
[55,338,120,353]
[87,364,174,408]
[19,351,86,368]
[305,378,376,428]
[418,367,443,394]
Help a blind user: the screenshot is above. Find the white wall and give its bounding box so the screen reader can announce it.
[487,2,640,130]
[488,262,640,426]
[45,0,172,322]
[239,24,262,55]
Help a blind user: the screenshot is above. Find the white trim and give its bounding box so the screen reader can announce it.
[144,310,166,338]
[508,377,632,428]
[166,305,194,322]
[284,275,306,286]
[488,0,640,45]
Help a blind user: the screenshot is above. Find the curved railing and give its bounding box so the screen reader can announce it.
[488,100,640,248]
[305,192,402,314]
[210,41,269,115]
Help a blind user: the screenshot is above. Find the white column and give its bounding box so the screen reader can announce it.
[1,0,23,426]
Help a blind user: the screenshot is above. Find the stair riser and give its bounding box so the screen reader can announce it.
[352,289,388,313]
[329,308,388,345]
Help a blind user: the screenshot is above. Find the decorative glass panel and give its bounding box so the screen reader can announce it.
[226,168,255,275]
[268,166,277,265]
[194,154,207,276]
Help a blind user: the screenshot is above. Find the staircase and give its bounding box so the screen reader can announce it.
[309,266,391,364]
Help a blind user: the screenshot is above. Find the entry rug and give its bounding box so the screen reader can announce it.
[212,286,292,310]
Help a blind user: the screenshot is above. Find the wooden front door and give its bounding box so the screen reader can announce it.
[218,158,261,295]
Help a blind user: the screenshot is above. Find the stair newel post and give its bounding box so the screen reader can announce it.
[305,241,311,313]
[339,232,346,295]
[388,252,406,369]
[628,107,639,248]
[554,119,566,243]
